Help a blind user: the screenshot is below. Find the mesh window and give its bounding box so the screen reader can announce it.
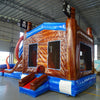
[80,43,92,71]
[48,41,60,69]
[29,44,37,67]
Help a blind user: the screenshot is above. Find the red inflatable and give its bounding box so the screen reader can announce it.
[6,56,10,69]
[15,36,24,61]
[5,36,23,70]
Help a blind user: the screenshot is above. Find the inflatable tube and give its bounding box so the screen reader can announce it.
[6,56,10,69]
[15,36,24,61]
[4,56,22,73]
[4,36,23,73]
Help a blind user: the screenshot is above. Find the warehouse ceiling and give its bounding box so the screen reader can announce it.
[0,0,100,51]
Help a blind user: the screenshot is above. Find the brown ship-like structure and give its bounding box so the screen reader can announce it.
[1,7,96,97]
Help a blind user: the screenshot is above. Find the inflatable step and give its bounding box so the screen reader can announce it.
[30,74,48,90]
[19,74,49,97]
[19,81,49,97]
[19,73,35,87]
[23,78,38,89]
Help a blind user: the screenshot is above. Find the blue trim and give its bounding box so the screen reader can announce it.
[3,70,29,79]
[4,71,23,79]
[0,64,15,69]
[3,72,43,79]
[19,45,23,58]
[1,71,96,97]
[0,72,4,76]
[26,22,66,38]
[49,74,96,96]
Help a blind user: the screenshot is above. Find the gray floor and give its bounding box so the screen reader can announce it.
[0,75,100,100]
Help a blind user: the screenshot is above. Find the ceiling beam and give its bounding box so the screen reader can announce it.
[61,0,97,36]
[0,0,56,22]
[0,33,18,40]
[0,16,36,29]
[0,29,19,37]
[0,38,17,44]
[0,24,20,32]
[70,1,97,36]
[0,15,19,25]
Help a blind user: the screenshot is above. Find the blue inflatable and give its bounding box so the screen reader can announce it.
[19,74,96,97]
[4,70,23,79]
[26,22,66,38]
[0,64,15,69]
[3,69,28,79]
[19,81,49,97]
[0,64,15,76]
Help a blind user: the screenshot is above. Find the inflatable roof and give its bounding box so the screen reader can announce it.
[26,22,66,38]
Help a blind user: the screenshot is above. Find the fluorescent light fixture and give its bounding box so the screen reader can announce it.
[94,45,97,60]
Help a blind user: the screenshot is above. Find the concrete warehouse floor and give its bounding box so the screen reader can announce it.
[0,75,100,100]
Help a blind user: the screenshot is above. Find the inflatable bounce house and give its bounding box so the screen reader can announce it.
[0,5,96,97]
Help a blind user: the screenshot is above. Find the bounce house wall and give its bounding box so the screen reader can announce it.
[76,27,94,79]
[22,22,94,80]
[23,30,67,79]
[64,16,94,80]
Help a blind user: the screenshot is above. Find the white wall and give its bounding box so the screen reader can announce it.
[97,44,100,60]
